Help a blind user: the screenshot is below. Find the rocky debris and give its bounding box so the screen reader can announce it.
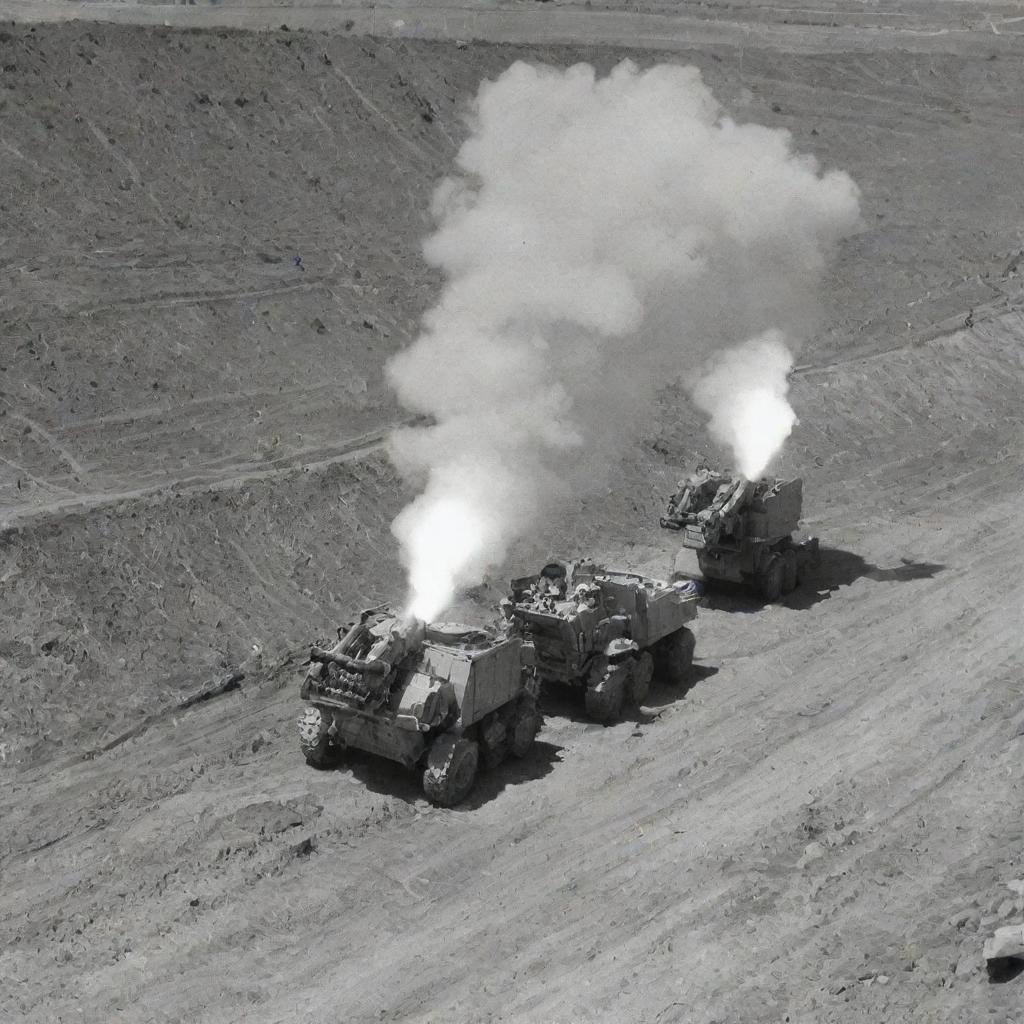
[198,797,322,862]
[202,826,259,861]
[984,924,1024,979]
[250,730,273,753]
[177,670,244,711]
[798,841,825,869]
[948,907,981,932]
[291,836,316,858]
[230,795,322,837]
[953,953,980,977]
[979,883,1024,981]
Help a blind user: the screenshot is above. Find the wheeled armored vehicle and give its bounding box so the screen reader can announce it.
[660,469,819,600]
[298,608,540,806]
[508,560,700,722]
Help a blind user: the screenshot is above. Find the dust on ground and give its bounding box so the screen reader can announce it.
[1,9,1022,1024]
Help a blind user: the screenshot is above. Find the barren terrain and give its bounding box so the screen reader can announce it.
[1,6,1022,1023]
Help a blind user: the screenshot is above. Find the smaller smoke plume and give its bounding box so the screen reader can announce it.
[692,331,798,479]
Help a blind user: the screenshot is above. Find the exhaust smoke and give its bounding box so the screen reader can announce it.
[387,60,860,620]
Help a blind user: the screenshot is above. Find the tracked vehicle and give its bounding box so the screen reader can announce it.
[660,469,819,600]
[298,608,540,807]
[509,560,700,723]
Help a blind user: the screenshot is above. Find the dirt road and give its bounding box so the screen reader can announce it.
[5,0,1024,54]
[1,8,1023,1023]
[3,314,1022,1023]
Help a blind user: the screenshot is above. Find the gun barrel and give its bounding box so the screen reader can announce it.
[309,646,388,675]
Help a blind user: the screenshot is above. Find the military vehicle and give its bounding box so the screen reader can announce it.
[298,608,540,807]
[660,469,819,600]
[508,560,700,722]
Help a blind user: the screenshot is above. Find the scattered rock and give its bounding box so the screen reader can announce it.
[250,730,272,754]
[954,955,979,977]
[231,796,322,837]
[984,924,1024,964]
[949,908,981,931]
[798,841,825,868]
[203,826,259,861]
[998,899,1019,920]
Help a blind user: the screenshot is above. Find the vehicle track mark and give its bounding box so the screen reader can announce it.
[73,276,340,317]
[329,64,434,168]
[0,415,427,533]
[0,400,91,483]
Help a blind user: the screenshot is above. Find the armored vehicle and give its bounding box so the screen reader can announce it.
[508,560,700,722]
[660,469,819,600]
[298,608,540,807]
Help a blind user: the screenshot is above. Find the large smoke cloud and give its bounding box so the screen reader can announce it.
[387,60,860,620]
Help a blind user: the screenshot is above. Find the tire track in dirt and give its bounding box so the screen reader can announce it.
[0,416,427,533]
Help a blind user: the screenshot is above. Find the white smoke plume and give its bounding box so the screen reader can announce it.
[691,330,799,480]
[387,60,860,621]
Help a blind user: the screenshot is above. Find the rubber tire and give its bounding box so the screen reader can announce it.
[629,651,654,706]
[585,667,625,723]
[298,706,334,768]
[758,555,785,602]
[479,714,509,771]
[659,627,695,687]
[508,697,542,758]
[423,735,479,807]
[781,549,799,593]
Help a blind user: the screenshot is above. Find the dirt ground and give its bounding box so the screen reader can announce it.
[1,5,1023,1023]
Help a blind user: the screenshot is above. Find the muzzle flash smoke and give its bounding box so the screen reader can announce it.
[387,60,860,621]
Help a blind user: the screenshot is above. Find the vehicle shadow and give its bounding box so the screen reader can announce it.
[333,739,564,810]
[462,740,564,809]
[643,663,719,716]
[788,548,946,610]
[540,663,719,726]
[699,547,946,613]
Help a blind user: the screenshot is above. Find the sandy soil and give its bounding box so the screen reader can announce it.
[1,7,1023,1023]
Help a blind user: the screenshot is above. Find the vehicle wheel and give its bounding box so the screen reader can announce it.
[629,651,654,706]
[657,627,695,687]
[479,713,509,770]
[758,555,785,602]
[423,734,479,807]
[782,549,799,593]
[298,706,334,768]
[507,696,542,758]
[585,665,625,723]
